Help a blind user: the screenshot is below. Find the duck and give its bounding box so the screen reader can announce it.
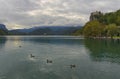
[47,59,53,63]
[30,54,35,58]
[70,64,76,69]
[19,46,22,48]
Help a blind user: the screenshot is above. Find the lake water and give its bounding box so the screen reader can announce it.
[0,36,120,79]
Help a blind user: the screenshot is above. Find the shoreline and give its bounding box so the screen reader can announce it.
[90,36,120,40]
[0,35,120,39]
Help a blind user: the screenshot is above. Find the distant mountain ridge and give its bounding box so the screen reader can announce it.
[0,23,82,35]
[9,26,82,35]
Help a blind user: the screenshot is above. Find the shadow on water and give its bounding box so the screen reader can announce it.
[84,39,120,63]
[0,37,7,49]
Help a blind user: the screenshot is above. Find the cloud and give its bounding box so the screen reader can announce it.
[0,0,120,29]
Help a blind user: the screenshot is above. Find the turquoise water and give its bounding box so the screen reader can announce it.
[0,36,120,79]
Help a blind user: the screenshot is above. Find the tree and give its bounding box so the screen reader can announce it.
[104,24,117,38]
[0,30,6,35]
[116,16,120,25]
[83,20,104,37]
[73,27,83,35]
[90,10,120,26]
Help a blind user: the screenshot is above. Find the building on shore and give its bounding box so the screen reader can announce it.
[90,11,103,21]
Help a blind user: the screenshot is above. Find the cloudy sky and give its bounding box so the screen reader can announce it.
[0,0,120,29]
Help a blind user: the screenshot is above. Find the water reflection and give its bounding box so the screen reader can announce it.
[0,36,87,79]
[3,61,62,79]
[1,36,120,79]
[0,37,7,49]
[85,39,120,63]
[6,36,84,45]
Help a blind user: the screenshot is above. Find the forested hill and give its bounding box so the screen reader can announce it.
[73,9,120,37]
[90,10,120,26]
[0,24,8,35]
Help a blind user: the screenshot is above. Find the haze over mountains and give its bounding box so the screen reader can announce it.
[1,9,120,36]
[0,24,81,35]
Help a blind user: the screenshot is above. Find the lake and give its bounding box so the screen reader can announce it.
[0,36,120,79]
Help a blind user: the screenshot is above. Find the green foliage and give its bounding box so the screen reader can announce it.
[85,39,120,60]
[116,16,120,25]
[83,20,104,37]
[0,30,6,35]
[74,9,120,37]
[104,24,117,38]
[97,10,120,26]
[73,28,83,35]
[82,22,118,38]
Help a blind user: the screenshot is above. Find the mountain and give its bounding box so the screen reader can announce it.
[9,26,82,35]
[0,24,8,35]
[0,24,82,35]
[0,24,8,31]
